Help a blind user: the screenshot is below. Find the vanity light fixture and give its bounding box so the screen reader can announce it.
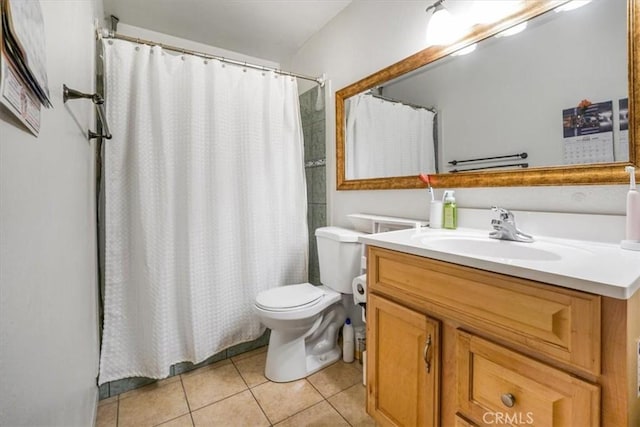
[555,0,592,13]
[425,0,468,46]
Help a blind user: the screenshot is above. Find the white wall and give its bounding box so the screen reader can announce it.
[0,1,102,426]
[115,23,279,69]
[286,1,629,228]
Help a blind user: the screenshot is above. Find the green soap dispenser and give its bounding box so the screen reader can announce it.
[443,190,457,229]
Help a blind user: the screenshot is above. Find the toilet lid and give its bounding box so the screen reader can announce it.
[255,283,325,311]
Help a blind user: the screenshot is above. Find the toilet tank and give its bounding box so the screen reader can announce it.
[315,226,364,294]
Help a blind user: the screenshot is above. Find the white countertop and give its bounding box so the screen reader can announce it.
[359,227,640,299]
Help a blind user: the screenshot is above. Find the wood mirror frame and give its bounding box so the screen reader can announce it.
[336,0,639,190]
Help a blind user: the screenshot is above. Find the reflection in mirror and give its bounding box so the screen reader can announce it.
[337,0,638,190]
[345,92,437,179]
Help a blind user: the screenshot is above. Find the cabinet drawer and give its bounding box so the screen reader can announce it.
[457,331,600,427]
[368,247,601,374]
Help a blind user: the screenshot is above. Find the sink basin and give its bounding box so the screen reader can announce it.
[413,231,596,262]
[418,236,562,261]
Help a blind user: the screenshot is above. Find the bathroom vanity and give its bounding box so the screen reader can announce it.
[360,229,640,426]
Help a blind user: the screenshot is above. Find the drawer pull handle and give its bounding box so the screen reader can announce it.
[423,334,432,373]
[501,393,516,408]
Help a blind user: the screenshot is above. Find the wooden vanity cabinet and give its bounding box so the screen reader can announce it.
[366,246,640,426]
[367,294,440,426]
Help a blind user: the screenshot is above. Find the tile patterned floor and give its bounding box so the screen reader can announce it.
[96,347,374,427]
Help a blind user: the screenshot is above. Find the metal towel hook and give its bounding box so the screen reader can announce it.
[63,84,112,140]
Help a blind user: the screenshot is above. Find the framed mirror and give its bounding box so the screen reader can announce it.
[336,0,639,190]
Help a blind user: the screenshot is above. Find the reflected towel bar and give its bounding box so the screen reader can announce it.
[450,162,529,173]
[448,152,527,166]
[63,84,112,140]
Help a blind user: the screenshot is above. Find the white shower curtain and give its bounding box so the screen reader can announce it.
[345,93,436,179]
[99,39,308,383]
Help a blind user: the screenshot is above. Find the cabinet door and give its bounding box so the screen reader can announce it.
[367,294,440,427]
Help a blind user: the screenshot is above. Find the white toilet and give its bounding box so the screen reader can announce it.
[253,226,364,382]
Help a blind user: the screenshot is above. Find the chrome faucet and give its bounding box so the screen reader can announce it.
[489,206,534,243]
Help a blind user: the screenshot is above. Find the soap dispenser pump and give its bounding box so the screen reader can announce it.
[442,190,457,230]
[621,166,640,251]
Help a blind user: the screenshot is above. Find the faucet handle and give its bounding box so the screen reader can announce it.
[491,206,514,221]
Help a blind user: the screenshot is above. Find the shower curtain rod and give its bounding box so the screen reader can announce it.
[366,90,436,113]
[98,29,324,86]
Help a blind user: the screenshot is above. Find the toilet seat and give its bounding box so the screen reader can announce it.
[255,283,325,312]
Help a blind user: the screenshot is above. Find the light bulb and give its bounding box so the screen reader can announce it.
[426,4,469,46]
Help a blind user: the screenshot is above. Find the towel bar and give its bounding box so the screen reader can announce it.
[63,84,112,140]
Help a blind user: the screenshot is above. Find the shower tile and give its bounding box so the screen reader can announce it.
[309,237,320,285]
[233,350,268,388]
[118,376,181,401]
[310,203,327,230]
[307,207,313,238]
[307,361,363,398]
[98,382,110,400]
[299,89,313,119]
[117,379,189,427]
[230,345,267,363]
[305,168,313,202]
[181,362,247,410]
[303,125,312,161]
[307,167,326,204]
[256,329,270,347]
[226,334,268,358]
[312,100,325,124]
[109,376,157,397]
[328,383,375,426]
[156,414,194,427]
[96,401,118,427]
[309,120,326,161]
[172,349,227,375]
[251,379,323,424]
[306,87,325,124]
[315,167,327,204]
[274,400,349,427]
[191,390,269,427]
[309,272,321,286]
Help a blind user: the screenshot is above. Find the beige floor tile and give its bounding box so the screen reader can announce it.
[233,351,268,388]
[328,383,375,426]
[182,362,247,410]
[252,379,324,424]
[307,360,363,398]
[274,400,350,427]
[191,390,270,427]
[118,380,190,427]
[156,414,194,426]
[98,395,118,406]
[96,401,118,427]
[230,346,267,363]
[119,375,182,401]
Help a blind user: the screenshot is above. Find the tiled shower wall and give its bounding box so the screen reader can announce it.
[300,86,327,285]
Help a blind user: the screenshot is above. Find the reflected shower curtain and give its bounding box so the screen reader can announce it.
[99,39,308,383]
[345,93,436,179]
